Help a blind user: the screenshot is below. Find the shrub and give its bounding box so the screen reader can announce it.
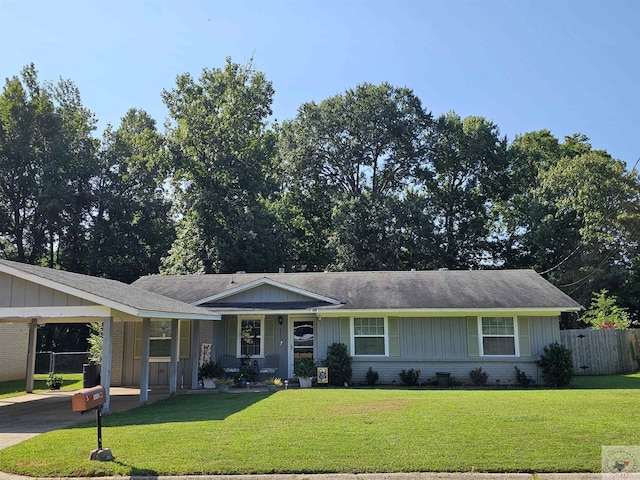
[325,343,352,386]
[46,372,63,390]
[365,367,379,386]
[536,342,574,387]
[294,357,317,378]
[514,366,533,386]
[399,368,420,386]
[198,361,224,379]
[469,367,489,386]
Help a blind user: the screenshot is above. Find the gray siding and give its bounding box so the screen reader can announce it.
[317,315,560,385]
[115,314,561,386]
[213,284,313,304]
[0,271,96,307]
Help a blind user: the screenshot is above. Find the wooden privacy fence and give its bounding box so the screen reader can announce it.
[560,328,640,375]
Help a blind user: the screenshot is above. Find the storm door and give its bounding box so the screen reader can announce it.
[289,316,315,377]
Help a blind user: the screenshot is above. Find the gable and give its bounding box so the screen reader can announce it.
[0,271,97,308]
[206,283,317,305]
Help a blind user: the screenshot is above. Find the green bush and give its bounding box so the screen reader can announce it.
[469,367,488,386]
[365,367,379,386]
[325,343,352,386]
[46,373,63,390]
[198,361,224,379]
[514,366,533,386]
[399,368,420,386]
[536,342,574,387]
[294,357,317,378]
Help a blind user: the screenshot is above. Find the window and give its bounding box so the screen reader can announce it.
[239,317,263,357]
[353,317,387,356]
[134,320,191,361]
[149,320,172,357]
[481,317,516,356]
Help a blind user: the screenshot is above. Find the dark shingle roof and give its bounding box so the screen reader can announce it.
[0,260,219,319]
[133,269,581,311]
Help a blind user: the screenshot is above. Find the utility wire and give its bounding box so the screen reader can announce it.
[548,155,640,292]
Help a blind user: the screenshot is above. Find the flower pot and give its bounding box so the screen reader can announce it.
[203,378,216,389]
[267,384,277,392]
[298,377,312,388]
[218,384,229,393]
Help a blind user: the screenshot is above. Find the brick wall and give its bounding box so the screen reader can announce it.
[0,324,29,381]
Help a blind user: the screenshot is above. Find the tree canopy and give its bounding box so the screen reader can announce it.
[1,60,639,324]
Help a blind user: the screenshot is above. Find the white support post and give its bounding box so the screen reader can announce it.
[140,318,151,405]
[101,316,113,414]
[190,320,200,390]
[25,319,38,393]
[169,319,179,395]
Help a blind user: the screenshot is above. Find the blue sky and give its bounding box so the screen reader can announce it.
[2,0,639,166]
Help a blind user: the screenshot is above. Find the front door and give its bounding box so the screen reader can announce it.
[289,316,315,377]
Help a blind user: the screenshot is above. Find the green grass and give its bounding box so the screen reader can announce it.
[0,374,83,399]
[1,374,639,476]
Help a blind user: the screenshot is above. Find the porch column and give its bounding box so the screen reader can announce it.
[101,316,113,414]
[190,320,200,389]
[169,318,179,395]
[139,317,151,405]
[25,319,37,393]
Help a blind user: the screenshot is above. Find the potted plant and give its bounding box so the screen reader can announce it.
[264,377,283,391]
[199,361,224,389]
[294,357,316,388]
[214,377,234,393]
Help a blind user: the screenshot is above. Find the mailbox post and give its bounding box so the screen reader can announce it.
[71,386,113,461]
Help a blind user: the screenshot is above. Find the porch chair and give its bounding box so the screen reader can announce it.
[221,356,240,377]
[259,355,278,381]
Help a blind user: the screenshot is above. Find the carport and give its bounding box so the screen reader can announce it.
[0,260,220,413]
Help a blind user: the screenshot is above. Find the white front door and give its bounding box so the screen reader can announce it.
[288,315,315,377]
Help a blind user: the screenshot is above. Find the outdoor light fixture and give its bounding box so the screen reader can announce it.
[277,315,283,325]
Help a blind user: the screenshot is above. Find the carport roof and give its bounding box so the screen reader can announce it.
[0,260,220,321]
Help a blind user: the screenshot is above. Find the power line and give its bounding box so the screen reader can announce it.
[547,155,640,293]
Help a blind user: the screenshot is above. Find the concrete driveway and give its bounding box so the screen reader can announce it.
[0,387,170,450]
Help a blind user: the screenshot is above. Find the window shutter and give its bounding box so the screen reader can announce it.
[264,317,275,356]
[518,317,531,357]
[340,317,350,354]
[134,322,142,359]
[227,317,237,357]
[388,317,400,357]
[467,316,479,357]
[179,320,190,359]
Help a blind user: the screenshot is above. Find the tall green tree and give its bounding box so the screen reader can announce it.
[277,82,433,270]
[498,131,640,310]
[161,58,285,274]
[82,109,174,282]
[424,112,509,268]
[0,64,98,267]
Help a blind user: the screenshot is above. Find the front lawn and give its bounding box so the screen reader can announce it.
[1,374,639,476]
[0,374,83,399]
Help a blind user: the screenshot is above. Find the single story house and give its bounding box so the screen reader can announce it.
[0,261,581,410]
[131,269,582,386]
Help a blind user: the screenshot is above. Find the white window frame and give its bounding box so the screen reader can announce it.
[351,316,389,357]
[148,319,172,362]
[478,316,520,357]
[237,315,265,359]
